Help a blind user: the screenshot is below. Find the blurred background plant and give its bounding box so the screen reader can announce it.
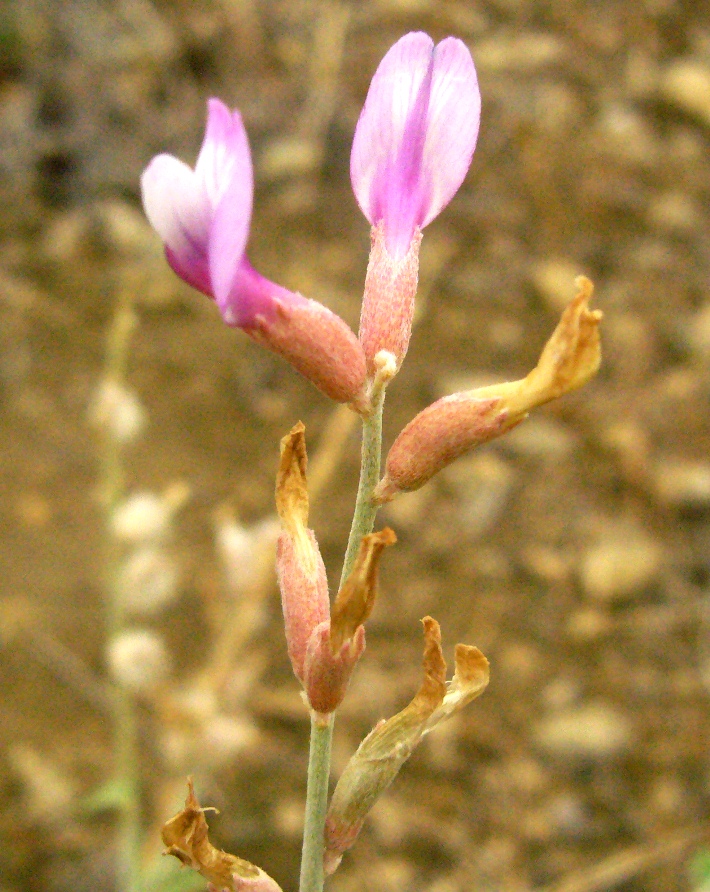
[1,1,710,891]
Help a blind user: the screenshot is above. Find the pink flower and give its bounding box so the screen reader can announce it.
[351,33,480,375]
[141,99,367,408]
[351,32,481,261]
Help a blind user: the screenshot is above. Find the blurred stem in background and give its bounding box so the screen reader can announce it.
[94,289,143,892]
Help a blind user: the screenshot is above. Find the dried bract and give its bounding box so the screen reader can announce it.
[275,424,329,683]
[303,529,396,715]
[162,780,283,892]
[323,617,488,874]
[376,276,601,501]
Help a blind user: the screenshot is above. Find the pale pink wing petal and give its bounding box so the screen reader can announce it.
[141,153,212,292]
[206,111,254,311]
[418,37,480,228]
[350,32,435,248]
[196,99,253,208]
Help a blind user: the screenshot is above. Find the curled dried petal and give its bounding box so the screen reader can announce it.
[330,528,397,653]
[162,779,283,892]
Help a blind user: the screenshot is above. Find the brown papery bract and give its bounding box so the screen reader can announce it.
[162,779,283,892]
[330,528,397,653]
[375,276,602,502]
[324,617,489,876]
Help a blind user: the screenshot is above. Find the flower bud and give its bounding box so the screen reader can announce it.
[324,617,488,874]
[375,277,602,501]
[162,780,283,892]
[117,547,180,616]
[215,514,279,595]
[275,423,329,683]
[111,484,188,544]
[302,529,396,715]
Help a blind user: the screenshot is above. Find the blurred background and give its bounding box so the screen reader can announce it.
[1,1,710,890]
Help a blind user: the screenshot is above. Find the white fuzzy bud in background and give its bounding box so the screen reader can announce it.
[112,492,171,543]
[107,628,170,693]
[89,379,146,445]
[111,483,190,544]
[215,514,279,594]
[117,546,180,616]
[201,714,259,769]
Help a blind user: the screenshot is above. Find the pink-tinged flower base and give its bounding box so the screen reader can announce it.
[359,222,422,374]
[375,394,514,502]
[302,622,366,715]
[238,271,369,410]
[276,529,330,684]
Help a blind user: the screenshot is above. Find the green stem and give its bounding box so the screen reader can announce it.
[298,389,386,892]
[299,713,335,892]
[339,388,385,588]
[115,687,142,892]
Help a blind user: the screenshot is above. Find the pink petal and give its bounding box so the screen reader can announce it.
[351,33,480,257]
[196,99,253,209]
[141,154,211,264]
[208,151,254,311]
[193,100,254,309]
[419,37,481,227]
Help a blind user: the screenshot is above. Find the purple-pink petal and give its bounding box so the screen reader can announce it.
[351,32,480,258]
[141,98,253,305]
[141,154,211,273]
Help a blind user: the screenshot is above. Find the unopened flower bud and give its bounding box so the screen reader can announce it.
[162,780,283,892]
[324,617,488,874]
[275,423,329,683]
[302,528,396,715]
[107,628,170,693]
[376,277,602,501]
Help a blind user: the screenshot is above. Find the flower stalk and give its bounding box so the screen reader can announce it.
[298,390,387,892]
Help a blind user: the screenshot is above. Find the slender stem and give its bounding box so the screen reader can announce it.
[339,388,385,588]
[298,390,386,892]
[299,713,335,892]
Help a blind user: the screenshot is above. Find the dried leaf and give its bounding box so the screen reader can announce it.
[324,618,448,874]
[275,422,309,535]
[330,528,396,652]
[162,780,282,892]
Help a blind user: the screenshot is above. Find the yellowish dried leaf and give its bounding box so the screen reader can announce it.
[330,528,397,652]
[161,779,259,889]
[275,422,316,574]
